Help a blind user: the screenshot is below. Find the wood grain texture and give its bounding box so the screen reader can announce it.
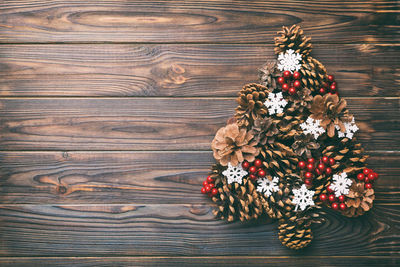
[0,44,399,97]
[0,98,398,151]
[0,151,397,204]
[0,204,398,257]
[0,0,399,44]
[0,256,398,267]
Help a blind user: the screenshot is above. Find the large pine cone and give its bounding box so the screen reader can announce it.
[211,122,259,166]
[235,83,269,128]
[211,164,263,222]
[300,56,328,93]
[259,60,281,90]
[274,25,312,58]
[259,143,299,178]
[342,181,375,217]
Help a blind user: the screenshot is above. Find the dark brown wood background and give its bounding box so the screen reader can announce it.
[0,1,399,266]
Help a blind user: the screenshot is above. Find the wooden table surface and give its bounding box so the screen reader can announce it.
[0,1,399,266]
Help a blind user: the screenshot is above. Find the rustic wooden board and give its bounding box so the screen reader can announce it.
[0,204,398,256]
[0,44,399,97]
[0,151,397,204]
[0,1,398,44]
[0,98,398,151]
[0,256,398,267]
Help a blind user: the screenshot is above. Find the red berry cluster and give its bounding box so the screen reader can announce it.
[356,168,379,189]
[298,156,335,186]
[277,70,301,95]
[319,185,346,211]
[242,159,266,180]
[319,74,338,95]
[201,175,218,197]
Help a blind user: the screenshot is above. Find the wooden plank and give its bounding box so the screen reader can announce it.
[0,151,397,204]
[0,44,399,97]
[0,256,398,267]
[0,204,397,256]
[0,1,398,44]
[0,98,398,151]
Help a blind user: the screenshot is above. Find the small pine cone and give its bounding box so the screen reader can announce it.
[252,117,279,146]
[273,111,304,141]
[274,25,312,58]
[286,88,313,114]
[212,172,263,222]
[292,133,320,159]
[278,218,313,250]
[342,181,375,217]
[259,143,298,178]
[262,174,302,219]
[235,83,269,128]
[258,60,281,89]
[300,56,328,93]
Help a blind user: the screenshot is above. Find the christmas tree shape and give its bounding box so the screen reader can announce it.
[200,25,379,250]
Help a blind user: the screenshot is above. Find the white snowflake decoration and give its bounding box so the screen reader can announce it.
[256,176,279,197]
[277,49,302,73]
[264,92,287,115]
[330,172,353,197]
[292,184,315,211]
[335,117,359,139]
[300,117,325,139]
[222,162,248,185]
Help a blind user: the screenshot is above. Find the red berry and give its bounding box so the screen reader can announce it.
[293,80,301,88]
[327,185,334,193]
[249,166,257,174]
[365,183,373,189]
[328,194,336,202]
[319,194,327,201]
[258,169,266,177]
[305,172,313,179]
[282,83,289,91]
[357,173,365,181]
[319,88,326,95]
[242,161,250,170]
[208,183,215,188]
[293,71,301,80]
[330,84,336,91]
[368,173,375,181]
[364,177,370,183]
[283,70,291,78]
[322,156,329,164]
[304,178,312,185]
[328,75,334,82]
[202,181,208,187]
[249,174,257,180]
[201,187,207,194]
[211,188,218,196]
[307,163,314,171]
[338,195,345,202]
[325,167,332,175]
[307,158,315,164]
[329,158,335,166]
[206,176,214,183]
[205,185,211,193]
[288,87,296,95]
[315,168,322,176]
[373,172,379,180]
[298,161,306,169]
[339,203,346,211]
[318,163,326,171]
[277,77,285,84]
[363,168,371,175]
[254,159,262,167]
[331,202,339,210]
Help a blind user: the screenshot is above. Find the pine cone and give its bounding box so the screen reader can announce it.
[292,133,320,158]
[211,122,259,166]
[252,117,279,146]
[212,168,263,222]
[286,88,313,114]
[274,25,313,58]
[310,94,352,137]
[259,143,298,178]
[342,181,375,217]
[259,60,281,90]
[235,83,269,128]
[300,56,328,93]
